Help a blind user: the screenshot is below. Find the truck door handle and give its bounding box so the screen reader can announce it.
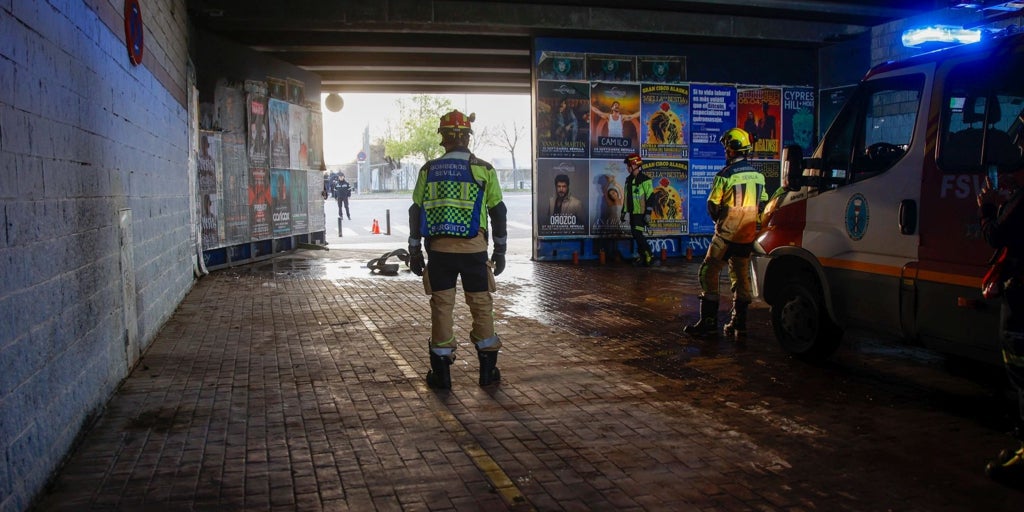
[899,199,916,235]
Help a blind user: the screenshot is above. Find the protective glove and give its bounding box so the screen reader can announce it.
[620,211,626,223]
[408,244,424,276]
[491,244,507,276]
[643,214,651,226]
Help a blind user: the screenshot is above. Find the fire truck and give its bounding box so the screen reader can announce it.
[752,27,1024,362]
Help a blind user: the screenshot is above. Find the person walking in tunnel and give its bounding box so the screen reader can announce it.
[979,166,1024,478]
[408,110,508,389]
[684,128,767,338]
[334,174,352,220]
[620,153,655,267]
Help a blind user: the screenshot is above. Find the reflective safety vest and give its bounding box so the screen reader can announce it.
[707,159,767,244]
[421,157,484,238]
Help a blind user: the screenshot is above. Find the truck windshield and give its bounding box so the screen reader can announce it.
[820,74,924,186]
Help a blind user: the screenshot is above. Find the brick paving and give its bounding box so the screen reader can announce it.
[32,247,1024,511]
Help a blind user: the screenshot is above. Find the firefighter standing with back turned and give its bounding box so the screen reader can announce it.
[684,127,767,339]
[408,110,508,389]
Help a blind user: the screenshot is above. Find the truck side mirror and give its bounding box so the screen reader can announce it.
[781,144,805,191]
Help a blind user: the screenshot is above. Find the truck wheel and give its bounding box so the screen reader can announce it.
[771,276,842,360]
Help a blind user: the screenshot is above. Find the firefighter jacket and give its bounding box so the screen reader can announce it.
[412,149,505,253]
[622,172,653,216]
[707,158,768,244]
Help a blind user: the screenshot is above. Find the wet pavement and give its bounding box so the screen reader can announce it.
[32,245,1024,511]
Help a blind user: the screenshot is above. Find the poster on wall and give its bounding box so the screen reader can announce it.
[249,167,272,240]
[222,139,249,244]
[638,56,686,83]
[307,171,326,232]
[267,76,287,100]
[308,110,324,171]
[271,169,291,236]
[737,87,781,160]
[537,81,590,159]
[199,131,223,249]
[537,51,585,81]
[589,82,641,159]
[751,160,781,197]
[586,54,635,82]
[588,159,629,236]
[688,159,722,235]
[640,84,689,160]
[289,104,309,170]
[247,93,269,168]
[290,170,308,233]
[537,159,590,236]
[645,160,690,235]
[690,84,736,160]
[269,99,290,169]
[783,87,816,156]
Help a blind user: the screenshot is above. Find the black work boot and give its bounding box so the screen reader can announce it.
[426,353,453,389]
[723,301,750,338]
[477,350,501,387]
[683,298,719,336]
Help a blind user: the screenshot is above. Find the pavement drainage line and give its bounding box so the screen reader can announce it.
[353,310,533,510]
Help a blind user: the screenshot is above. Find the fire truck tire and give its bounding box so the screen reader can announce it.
[771,276,842,360]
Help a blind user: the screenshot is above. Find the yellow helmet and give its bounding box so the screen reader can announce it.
[719,127,753,153]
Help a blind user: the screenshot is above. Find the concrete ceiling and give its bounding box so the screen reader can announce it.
[187,0,956,95]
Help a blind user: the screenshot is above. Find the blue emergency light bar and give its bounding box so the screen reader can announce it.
[901,25,983,47]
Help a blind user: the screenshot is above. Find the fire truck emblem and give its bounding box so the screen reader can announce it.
[845,193,869,241]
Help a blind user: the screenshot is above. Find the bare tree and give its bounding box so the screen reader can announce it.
[491,120,526,172]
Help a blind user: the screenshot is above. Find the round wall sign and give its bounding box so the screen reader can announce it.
[124,0,144,66]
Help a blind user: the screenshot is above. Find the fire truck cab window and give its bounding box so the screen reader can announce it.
[821,75,923,186]
[939,56,1024,174]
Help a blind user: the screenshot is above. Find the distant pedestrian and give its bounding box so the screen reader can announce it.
[335,175,352,220]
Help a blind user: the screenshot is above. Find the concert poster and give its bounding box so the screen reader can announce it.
[782,87,816,156]
[536,158,590,237]
[589,82,641,160]
[751,160,781,199]
[737,87,782,160]
[248,166,272,240]
[644,160,689,236]
[268,99,290,169]
[640,84,689,160]
[198,131,223,249]
[221,139,249,245]
[289,104,309,170]
[271,168,291,236]
[537,81,590,159]
[290,170,308,233]
[308,110,324,170]
[247,93,269,169]
[588,159,629,236]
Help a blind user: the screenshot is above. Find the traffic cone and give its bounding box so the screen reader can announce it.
[372,219,380,234]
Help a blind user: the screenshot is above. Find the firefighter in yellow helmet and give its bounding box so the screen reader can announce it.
[408,110,508,389]
[621,153,656,266]
[684,128,768,338]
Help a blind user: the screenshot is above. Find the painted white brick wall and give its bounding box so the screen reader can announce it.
[0,1,192,511]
